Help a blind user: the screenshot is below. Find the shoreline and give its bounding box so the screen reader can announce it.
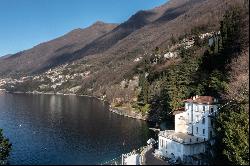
[109,107,148,121]
[3,90,102,101]
[2,90,148,121]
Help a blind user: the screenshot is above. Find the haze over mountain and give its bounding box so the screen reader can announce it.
[0,0,242,76]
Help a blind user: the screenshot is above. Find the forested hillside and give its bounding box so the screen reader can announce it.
[0,0,240,77]
[134,3,249,165]
[0,0,248,165]
[0,1,248,164]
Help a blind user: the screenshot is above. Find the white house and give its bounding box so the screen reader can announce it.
[163,52,178,59]
[133,57,142,62]
[156,95,219,162]
[199,32,213,39]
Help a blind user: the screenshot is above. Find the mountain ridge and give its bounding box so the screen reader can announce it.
[0,0,243,76]
[0,21,118,75]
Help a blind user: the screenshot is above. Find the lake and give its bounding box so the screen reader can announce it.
[0,93,150,165]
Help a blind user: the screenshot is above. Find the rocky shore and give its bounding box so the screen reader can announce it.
[109,106,149,121]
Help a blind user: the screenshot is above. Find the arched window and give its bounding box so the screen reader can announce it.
[202,117,205,124]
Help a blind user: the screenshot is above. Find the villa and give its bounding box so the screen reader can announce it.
[155,95,219,163]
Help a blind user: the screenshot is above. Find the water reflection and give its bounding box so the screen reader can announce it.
[0,93,150,165]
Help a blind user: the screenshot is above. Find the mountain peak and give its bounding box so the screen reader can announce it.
[93,21,106,26]
[0,0,237,76]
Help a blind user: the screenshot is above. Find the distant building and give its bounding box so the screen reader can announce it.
[163,52,178,59]
[156,95,219,162]
[199,32,213,39]
[133,57,142,62]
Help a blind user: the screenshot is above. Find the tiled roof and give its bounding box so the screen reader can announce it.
[173,107,185,115]
[184,96,217,105]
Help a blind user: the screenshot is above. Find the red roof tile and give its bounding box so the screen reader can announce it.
[184,96,216,104]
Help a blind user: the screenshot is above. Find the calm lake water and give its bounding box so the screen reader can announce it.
[0,93,150,165]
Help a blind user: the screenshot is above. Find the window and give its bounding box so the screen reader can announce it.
[210,107,214,113]
[166,141,167,149]
[203,129,205,135]
[194,105,198,112]
[160,139,163,148]
[196,138,199,142]
[196,115,199,122]
[202,117,205,124]
[211,119,214,127]
[196,127,198,133]
[203,106,205,113]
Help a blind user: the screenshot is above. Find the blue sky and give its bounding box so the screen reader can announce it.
[0,0,167,56]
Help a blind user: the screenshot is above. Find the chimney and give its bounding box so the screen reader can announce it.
[192,96,195,100]
[196,95,199,99]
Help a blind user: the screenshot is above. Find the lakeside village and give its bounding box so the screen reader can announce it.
[104,95,219,165]
[0,31,216,96]
[0,32,221,165]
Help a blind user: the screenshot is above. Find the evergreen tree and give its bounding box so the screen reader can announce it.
[212,5,249,165]
[138,72,150,104]
[215,104,249,165]
[0,129,11,165]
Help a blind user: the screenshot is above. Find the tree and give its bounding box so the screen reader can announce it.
[215,104,249,165]
[154,47,160,54]
[194,34,202,47]
[208,70,227,97]
[213,4,249,165]
[138,72,150,104]
[0,129,12,164]
[219,5,246,63]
